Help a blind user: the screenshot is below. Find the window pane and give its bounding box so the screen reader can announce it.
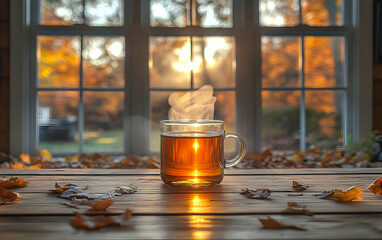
[150,90,235,152]
[38,91,79,152]
[259,0,299,26]
[83,36,125,87]
[40,0,83,25]
[150,0,187,27]
[85,0,124,26]
[83,91,124,152]
[193,37,235,88]
[262,37,301,87]
[262,91,300,150]
[302,0,342,26]
[304,36,344,88]
[306,91,343,149]
[194,0,233,28]
[38,36,80,88]
[150,37,191,88]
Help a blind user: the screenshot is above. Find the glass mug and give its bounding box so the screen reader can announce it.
[160,120,246,187]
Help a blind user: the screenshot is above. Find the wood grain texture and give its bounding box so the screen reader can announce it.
[0,169,381,239]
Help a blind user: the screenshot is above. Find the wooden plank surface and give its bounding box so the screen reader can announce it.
[0,169,381,239]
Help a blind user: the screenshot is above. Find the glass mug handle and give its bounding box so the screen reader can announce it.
[224,131,247,168]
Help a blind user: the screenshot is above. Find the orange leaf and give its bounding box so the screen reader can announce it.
[258,217,305,230]
[331,186,363,202]
[71,198,114,211]
[20,154,30,164]
[0,177,29,188]
[367,177,382,195]
[70,209,132,230]
[36,149,52,161]
[0,187,20,204]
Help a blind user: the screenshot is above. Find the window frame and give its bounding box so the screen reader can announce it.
[10,0,373,156]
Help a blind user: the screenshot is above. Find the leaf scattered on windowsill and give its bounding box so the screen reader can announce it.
[258,217,306,230]
[114,185,138,195]
[0,187,20,204]
[52,182,112,200]
[282,202,313,216]
[71,198,114,211]
[70,209,132,230]
[367,177,382,195]
[0,177,29,188]
[292,181,309,192]
[241,188,271,199]
[314,186,363,202]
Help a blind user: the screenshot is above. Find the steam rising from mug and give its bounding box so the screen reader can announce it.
[168,85,216,120]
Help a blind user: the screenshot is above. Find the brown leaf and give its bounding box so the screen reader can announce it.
[71,198,114,211]
[241,188,271,199]
[292,181,309,192]
[0,187,20,204]
[0,177,29,188]
[367,177,382,195]
[258,217,306,230]
[282,202,313,216]
[114,185,137,195]
[70,209,132,230]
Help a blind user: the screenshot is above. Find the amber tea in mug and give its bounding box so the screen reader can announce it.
[160,120,246,187]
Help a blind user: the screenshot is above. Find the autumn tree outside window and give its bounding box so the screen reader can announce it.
[9,0,372,156]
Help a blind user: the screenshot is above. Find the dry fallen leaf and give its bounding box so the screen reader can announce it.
[241,188,271,199]
[367,177,382,195]
[258,217,306,230]
[20,153,30,164]
[71,198,114,211]
[282,202,313,216]
[0,177,29,188]
[292,181,309,192]
[314,186,363,202]
[313,190,333,199]
[36,149,52,161]
[52,183,112,200]
[0,187,20,204]
[70,209,132,230]
[114,185,138,195]
[331,186,363,202]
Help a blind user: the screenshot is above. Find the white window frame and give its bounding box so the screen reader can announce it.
[10,0,373,156]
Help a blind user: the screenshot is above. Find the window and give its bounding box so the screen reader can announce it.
[10,0,372,156]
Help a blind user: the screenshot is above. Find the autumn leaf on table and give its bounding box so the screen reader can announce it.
[314,186,363,202]
[292,181,309,192]
[52,182,112,200]
[282,202,313,216]
[71,198,114,211]
[241,188,271,199]
[0,187,20,204]
[258,217,306,230]
[367,177,382,195]
[70,209,132,230]
[0,177,29,188]
[114,185,138,195]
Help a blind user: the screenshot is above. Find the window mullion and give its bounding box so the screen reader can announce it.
[300,36,306,151]
[78,35,84,153]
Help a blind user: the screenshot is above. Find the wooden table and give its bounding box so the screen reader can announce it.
[0,168,381,239]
